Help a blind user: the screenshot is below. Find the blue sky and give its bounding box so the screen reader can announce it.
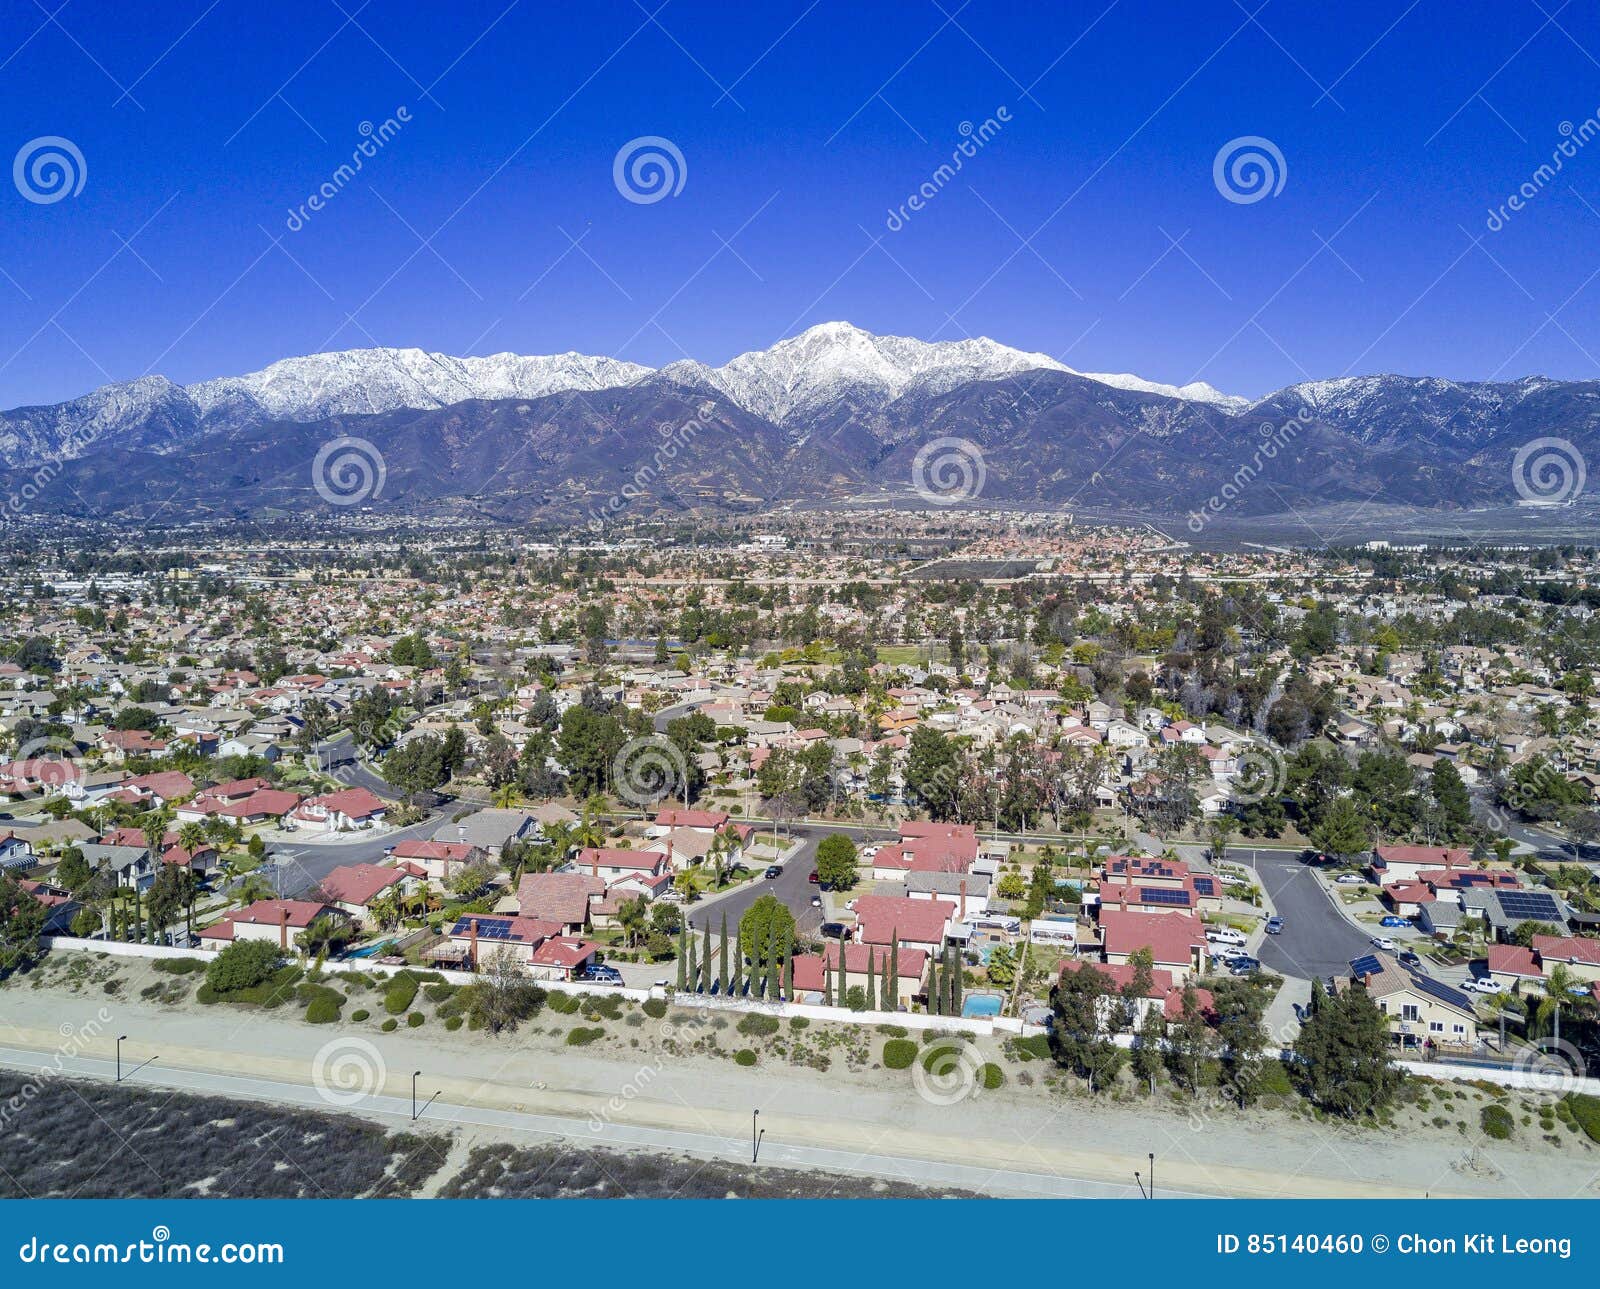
[2,0,1599,409]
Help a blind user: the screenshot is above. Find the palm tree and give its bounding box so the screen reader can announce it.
[492,782,522,809]
[236,872,274,906]
[1536,963,1583,1044]
[176,821,207,857]
[617,896,647,949]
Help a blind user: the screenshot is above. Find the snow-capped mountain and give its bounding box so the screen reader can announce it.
[0,322,1247,468]
[187,348,652,422]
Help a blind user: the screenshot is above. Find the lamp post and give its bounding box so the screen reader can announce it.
[412,1071,438,1122]
[1148,1152,1155,1200]
[1134,1169,1146,1200]
[752,1109,763,1163]
[116,1034,126,1083]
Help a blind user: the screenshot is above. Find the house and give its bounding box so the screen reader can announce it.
[792,941,929,1010]
[574,847,670,883]
[319,862,412,918]
[439,914,565,967]
[0,832,35,869]
[80,842,154,891]
[114,770,196,807]
[527,934,602,982]
[1057,959,1215,1028]
[1345,950,1477,1050]
[1368,845,1471,885]
[1095,908,1208,982]
[904,870,989,920]
[516,871,604,934]
[198,899,345,951]
[1485,944,1545,995]
[1531,934,1600,984]
[293,787,387,833]
[851,895,956,954]
[391,839,485,884]
[430,807,539,856]
[1380,882,1434,919]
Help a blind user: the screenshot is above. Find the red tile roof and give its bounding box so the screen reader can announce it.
[852,895,955,947]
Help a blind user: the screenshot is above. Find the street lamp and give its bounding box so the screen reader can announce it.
[752,1108,764,1163]
[116,1034,126,1083]
[1148,1152,1155,1200]
[412,1071,438,1122]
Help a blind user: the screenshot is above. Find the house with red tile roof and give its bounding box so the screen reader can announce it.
[293,787,387,832]
[198,899,344,951]
[575,847,670,882]
[1380,881,1435,918]
[1058,959,1215,1027]
[1095,908,1209,981]
[792,941,929,1010]
[1532,934,1600,983]
[852,894,956,954]
[1368,845,1471,884]
[1486,944,1544,994]
[320,862,413,917]
[390,839,484,883]
[119,771,196,806]
[517,872,605,934]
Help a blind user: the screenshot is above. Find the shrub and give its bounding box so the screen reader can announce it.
[424,982,457,1004]
[1480,1103,1514,1140]
[1257,1059,1295,1098]
[882,1039,917,1070]
[205,940,282,994]
[548,991,581,1014]
[981,1063,1004,1091]
[351,1009,370,1022]
[566,1027,605,1046]
[381,1018,398,1032]
[1010,1033,1051,1062]
[305,995,340,1024]
[789,1016,809,1031]
[407,1012,424,1028]
[737,1013,780,1038]
[734,1049,757,1067]
[1564,1093,1600,1143]
[445,1016,463,1031]
[384,971,421,1015]
[876,1023,908,1038]
[642,998,668,1019]
[153,957,205,975]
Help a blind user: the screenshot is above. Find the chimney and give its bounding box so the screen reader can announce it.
[279,904,289,951]
[469,917,479,969]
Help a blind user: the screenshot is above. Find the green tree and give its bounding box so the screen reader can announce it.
[1310,795,1371,859]
[1290,979,1398,1116]
[737,894,796,970]
[0,875,48,971]
[815,833,859,888]
[205,939,282,993]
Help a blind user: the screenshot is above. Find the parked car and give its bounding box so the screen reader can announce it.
[1264,916,1284,934]
[819,922,849,939]
[810,895,822,908]
[1379,915,1410,928]
[1369,936,1397,952]
[763,865,782,879]
[1206,927,1246,947]
[1398,950,1422,968]
[582,965,623,984]
[808,871,819,884]
[1229,957,1261,975]
[1463,976,1500,995]
[1334,873,1364,885]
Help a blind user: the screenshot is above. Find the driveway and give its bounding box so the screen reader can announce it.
[1230,848,1374,983]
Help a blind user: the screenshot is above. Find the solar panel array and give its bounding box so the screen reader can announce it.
[1139,887,1192,906]
[449,917,516,940]
[1348,953,1383,977]
[1497,891,1563,922]
[1411,972,1474,1010]
[1192,876,1217,896]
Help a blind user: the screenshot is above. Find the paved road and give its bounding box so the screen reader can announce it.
[265,814,443,894]
[687,830,826,939]
[0,1044,1196,1199]
[311,733,400,801]
[1231,848,1374,983]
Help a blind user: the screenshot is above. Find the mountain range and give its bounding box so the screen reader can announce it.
[3,322,1596,525]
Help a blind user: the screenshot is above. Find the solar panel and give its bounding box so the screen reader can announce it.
[1349,954,1383,977]
[1412,973,1474,1010]
[1192,877,1217,895]
[1139,887,1192,906]
[1498,891,1562,921]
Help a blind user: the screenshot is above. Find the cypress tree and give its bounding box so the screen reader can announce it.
[947,944,963,1014]
[865,948,877,1011]
[730,940,743,997]
[782,933,794,1000]
[823,954,834,1006]
[718,912,729,994]
[701,920,712,992]
[928,958,940,1015]
[886,938,900,1012]
[686,939,698,992]
[676,924,687,990]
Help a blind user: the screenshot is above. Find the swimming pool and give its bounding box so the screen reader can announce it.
[345,940,396,959]
[962,992,1004,1018]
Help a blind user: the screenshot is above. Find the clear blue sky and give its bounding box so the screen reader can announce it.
[2,0,1598,409]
